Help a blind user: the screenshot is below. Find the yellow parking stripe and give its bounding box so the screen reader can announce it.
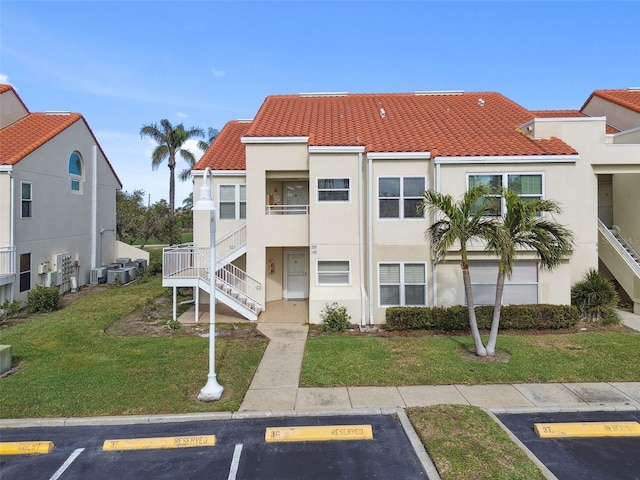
[103,435,216,451]
[265,425,373,443]
[535,421,640,438]
[0,441,54,455]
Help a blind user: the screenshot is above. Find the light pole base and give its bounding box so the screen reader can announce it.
[197,376,224,402]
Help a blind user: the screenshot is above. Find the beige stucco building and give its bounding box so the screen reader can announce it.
[0,85,148,305]
[163,89,640,324]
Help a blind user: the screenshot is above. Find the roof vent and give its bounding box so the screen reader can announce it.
[45,111,71,116]
[379,108,386,118]
[477,98,485,107]
[629,87,640,91]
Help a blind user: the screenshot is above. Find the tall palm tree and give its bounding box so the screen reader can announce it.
[140,119,204,211]
[419,186,502,356]
[178,127,219,183]
[485,189,574,355]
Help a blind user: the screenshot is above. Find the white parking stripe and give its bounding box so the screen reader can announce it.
[49,448,85,480]
[227,443,243,480]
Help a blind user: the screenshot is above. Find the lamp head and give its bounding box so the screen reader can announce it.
[192,167,216,212]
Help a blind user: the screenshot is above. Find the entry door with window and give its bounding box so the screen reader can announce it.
[285,250,308,299]
[283,182,308,215]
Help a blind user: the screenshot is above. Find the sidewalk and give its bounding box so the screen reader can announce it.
[239,309,640,412]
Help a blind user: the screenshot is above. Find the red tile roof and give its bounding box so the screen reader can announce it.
[197,92,577,171]
[581,89,640,114]
[0,85,122,187]
[530,110,585,118]
[195,120,251,171]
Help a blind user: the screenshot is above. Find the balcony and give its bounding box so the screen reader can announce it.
[0,245,16,286]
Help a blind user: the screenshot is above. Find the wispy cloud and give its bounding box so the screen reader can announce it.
[0,73,9,84]
[212,68,225,78]
[177,112,188,119]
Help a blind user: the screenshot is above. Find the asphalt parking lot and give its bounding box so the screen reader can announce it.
[0,414,431,480]
[497,410,640,480]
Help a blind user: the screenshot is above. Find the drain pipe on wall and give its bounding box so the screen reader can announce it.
[91,145,98,269]
[367,156,375,325]
[432,161,441,307]
[9,170,15,302]
[358,152,366,326]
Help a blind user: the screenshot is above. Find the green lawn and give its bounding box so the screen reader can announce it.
[301,330,640,387]
[0,277,267,418]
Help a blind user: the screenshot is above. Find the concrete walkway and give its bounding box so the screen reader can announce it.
[239,309,640,412]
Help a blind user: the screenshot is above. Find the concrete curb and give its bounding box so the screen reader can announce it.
[396,408,441,480]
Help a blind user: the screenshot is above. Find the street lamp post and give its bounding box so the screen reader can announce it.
[193,167,224,401]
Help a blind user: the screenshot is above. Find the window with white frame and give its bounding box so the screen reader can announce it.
[468,261,538,305]
[317,178,350,202]
[21,182,32,218]
[317,260,350,285]
[69,151,83,193]
[378,177,425,219]
[468,173,543,216]
[219,184,246,219]
[379,262,426,306]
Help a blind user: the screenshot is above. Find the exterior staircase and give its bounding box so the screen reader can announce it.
[163,223,263,321]
[597,220,640,313]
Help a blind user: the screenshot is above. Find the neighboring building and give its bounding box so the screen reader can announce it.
[163,89,640,323]
[0,84,147,305]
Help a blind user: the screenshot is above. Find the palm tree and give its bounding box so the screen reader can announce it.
[140,119,204,211]
[485,189,574,355]
[419,186,502,356]
[178,127,219,183]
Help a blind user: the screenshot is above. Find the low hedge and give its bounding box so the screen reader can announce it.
[385,304,580,331]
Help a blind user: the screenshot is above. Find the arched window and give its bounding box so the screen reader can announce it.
[69,151,83,192]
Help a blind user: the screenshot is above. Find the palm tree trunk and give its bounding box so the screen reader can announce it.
[486,269,505,356]
[169,165,175,212]
[462,266,487,356]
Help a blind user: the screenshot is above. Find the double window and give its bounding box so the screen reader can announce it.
[468,173,543,216]
[21,182,32,218]
[219,185,246,220]
[379,263,426,306]
[317,178,350,202]
[317,260,350,285]
[378,177,425,219]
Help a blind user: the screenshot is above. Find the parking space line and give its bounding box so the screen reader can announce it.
[103,435,217,451]
[535,421,640,438]
[265,425,373,443]
[49,448,85,480]
[227,443,243,480]
[0,441,54,455]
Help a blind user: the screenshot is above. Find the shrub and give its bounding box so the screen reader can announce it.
[1,299,22,321]
[386,304,579,331]
[321,303,351,332]
[571,269,621,324]
[26,285,61,313]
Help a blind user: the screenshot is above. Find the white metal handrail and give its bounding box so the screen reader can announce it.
[0,245,16,276]
[163,243,263,313]
[265,204,309,215]
[216,223,247,260]
[598,220,640,277]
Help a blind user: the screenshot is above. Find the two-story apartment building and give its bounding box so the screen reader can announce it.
[0,84,147,305]
[163,89,640,324]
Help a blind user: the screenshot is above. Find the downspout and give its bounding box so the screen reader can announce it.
[367,156,374,325]
[358,152,366,326]
[9,170,15,302]
[91,145,98,269]
[432,161,441,307]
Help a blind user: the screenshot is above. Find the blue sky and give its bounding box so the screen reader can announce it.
[1,0,638,206]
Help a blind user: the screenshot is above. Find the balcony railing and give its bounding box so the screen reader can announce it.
[265,204,309,215]
[0,245,16,277]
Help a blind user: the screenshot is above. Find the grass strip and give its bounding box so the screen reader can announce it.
[407,405,546,480]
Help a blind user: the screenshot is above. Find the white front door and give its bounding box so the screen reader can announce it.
[285,250,308,299]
